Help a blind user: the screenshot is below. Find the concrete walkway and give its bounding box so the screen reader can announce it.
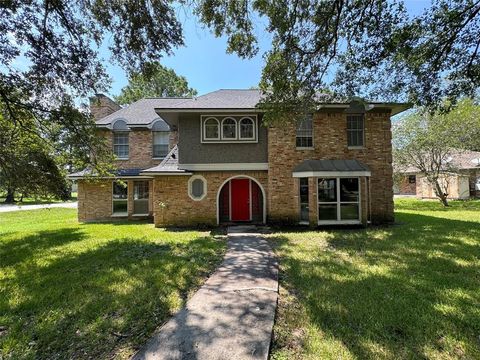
[133,226,278,360]
[0,202,77,213]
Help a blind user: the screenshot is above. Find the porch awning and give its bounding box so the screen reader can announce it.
[292,159,371,177]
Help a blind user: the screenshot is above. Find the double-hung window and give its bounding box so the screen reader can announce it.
[318,177,360,223]
[347,114,364,147]
[296,115,313,148]
[112,181,128,215]
[153,131,169,158]
[113,132,129,158]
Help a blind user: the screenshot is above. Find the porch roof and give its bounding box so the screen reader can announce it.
[292,159,371,177]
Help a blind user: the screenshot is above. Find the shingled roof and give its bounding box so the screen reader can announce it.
[141,146,191,175]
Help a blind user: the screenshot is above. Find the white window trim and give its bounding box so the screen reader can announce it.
[113,131,130,160]
[203,117,220,140]
[238,117,256,140]
[200,115,258,143]
[296,115,314,150]
[221,117,238,140]
[346,114,365,148]
[317,177,362,225]
[152,130,170,159]
[132,180,150,216]
[188,175,207,201]
[112,181,128,217]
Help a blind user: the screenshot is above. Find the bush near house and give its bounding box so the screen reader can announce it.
[0,209,226,359]
[271,198,480,359]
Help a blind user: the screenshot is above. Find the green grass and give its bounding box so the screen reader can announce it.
[0,192,77,205]
[270,198,480,360]
[0,209,226,359]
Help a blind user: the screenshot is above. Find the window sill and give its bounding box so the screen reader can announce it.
[299,221,310,226]
[152,157,166,160]
[132,213,149,217]
[347,146,365,150]
[115,158,129,161]
[296,147,315,151]
[111,213,128,217]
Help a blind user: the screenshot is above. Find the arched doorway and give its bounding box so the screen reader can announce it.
[217,176,266,224]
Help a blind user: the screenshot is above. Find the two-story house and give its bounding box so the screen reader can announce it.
[69,89,410,227]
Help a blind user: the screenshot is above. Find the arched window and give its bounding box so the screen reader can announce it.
[221,117,237,139]
[239,117,255,140]
[204,117,220,139]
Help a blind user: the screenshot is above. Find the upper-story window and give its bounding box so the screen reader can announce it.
[112,120,129,159]
[296,114,313,148]
[153,132,169,158]
[222,117,237,139]
[152,119,170,159]
[347,114,364,148]
[201,115,258,143]
[204,117,220,140]
[239,117,255,140]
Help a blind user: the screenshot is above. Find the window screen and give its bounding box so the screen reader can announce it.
[296,115,313,148]
[347,114,364,147]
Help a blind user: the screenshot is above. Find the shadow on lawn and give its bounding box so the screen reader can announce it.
[1,229,223,359]
[271,212,480,359]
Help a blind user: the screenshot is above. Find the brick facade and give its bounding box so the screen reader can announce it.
[78,110,395,226]
[99,128,178,170]
[152,171,268,227]
[77,179,153,222]
[268,110,394,224]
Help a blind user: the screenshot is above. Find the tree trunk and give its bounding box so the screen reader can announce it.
[433,180,449,206]
[4,188,15,203]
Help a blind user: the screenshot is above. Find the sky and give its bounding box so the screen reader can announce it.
[103,0,432,98]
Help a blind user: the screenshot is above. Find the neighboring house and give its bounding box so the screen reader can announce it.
[395,150,480,199]
[69,89,410,226]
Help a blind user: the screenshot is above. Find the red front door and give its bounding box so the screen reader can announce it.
[231,179,250,221]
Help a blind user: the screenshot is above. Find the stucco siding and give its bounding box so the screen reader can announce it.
[177,113,268,164]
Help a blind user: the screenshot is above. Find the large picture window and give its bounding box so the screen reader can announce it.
[112,181,128,215]
[347,114,364,147]
[296,115,313,148]
[318,177,360,223]
[153,131,169,158]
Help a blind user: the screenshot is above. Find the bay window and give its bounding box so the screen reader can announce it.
[318,177,360,223]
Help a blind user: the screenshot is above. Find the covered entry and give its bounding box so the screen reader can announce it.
[218,176,265,224]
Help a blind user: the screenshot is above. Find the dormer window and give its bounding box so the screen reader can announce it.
[222,117,237,139]
[201,115,258,143]
[112,119,129,159]
[204,117,220,139]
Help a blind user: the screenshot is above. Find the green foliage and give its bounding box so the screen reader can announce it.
[196,0,480,121]
[393,98,480,205]
[0,209,226,359]
[270,198,480,359]
[1,0,184,191]
[115,62,197,105]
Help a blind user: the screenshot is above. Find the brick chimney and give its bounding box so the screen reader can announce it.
[89,94,121,120]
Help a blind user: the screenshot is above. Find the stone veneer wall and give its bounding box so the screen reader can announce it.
[152,171,268,227]
[268,110,394,225]
[77,179,153,222]
[99,129,178,169]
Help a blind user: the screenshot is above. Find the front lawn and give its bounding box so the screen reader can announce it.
[271,199,480,359]
[0,209,226,359]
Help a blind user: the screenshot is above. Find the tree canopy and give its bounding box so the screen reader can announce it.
[393,98,480,205]
[1,0,479,198]
[115,62,197,105]
[197,0,480,120]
